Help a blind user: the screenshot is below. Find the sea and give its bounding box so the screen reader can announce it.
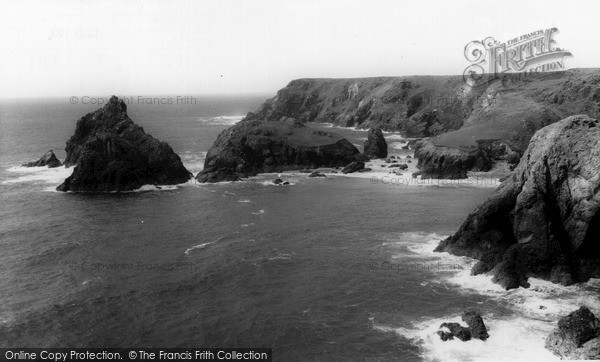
[1,95,599,361]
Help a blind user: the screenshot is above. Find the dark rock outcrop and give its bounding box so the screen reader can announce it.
[435,115,600,289]
[462,311,489,341]
[414,140,492,179]
[57,96,192,192]
[437,311,489,342]
[436,331,454,341]
[545,306,600,359]
[308,171,326,178]
[439,322,472,342]
[196,118,359,183]
[342,161,365,174]
[363,128,388,159]
[22,150,62,168]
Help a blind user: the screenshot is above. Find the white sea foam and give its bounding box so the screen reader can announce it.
[184,237,223,255]
[390,142,408,150]
[251,210,265,215]
[197,115,244,126]
[384,134,409,141]
[238,199,251,203]
[3,165,73,187]
[316,123,366,132]
[376,315,559,362]
[378,231,600,361]
[133,184,180,192]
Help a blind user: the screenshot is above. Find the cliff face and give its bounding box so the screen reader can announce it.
[246,76,474,134]
[57,96,192,192]
[196,117,360,183]
[435,115,600,289]
[250,69,600,178]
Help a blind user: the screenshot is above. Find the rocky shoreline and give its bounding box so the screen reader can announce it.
[436,115,600,290]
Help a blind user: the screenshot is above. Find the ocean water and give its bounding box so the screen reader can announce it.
[1,97,599,361]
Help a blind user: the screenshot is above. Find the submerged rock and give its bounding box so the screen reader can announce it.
[22,150,62,168]
[435,115,600,289]
[308,171,326,178]
[545,306,600,359]
[57,96,192,192]
[363,128,388,159]
[342,161,365,174]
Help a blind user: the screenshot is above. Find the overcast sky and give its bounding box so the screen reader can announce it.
[1,0,599,98]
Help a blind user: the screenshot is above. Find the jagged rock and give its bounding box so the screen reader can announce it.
[363,128,388,159]
[412,172,422,178]
[435,115,600,289]
[342,161,365,174]
[196,117,359,183]
[440,322,472,341]
[22,150,62,168]
[406,155,412,159]
[273,178,284,185]
[57,96,191,192]
[545,306,600,359]
[436,331,454,341]
[308,171,326,178]
[390,156,396,159]
[462,311,489,341]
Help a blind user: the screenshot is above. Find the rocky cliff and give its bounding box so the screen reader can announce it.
[57,96,192,192]
[196,117,360,183]
[249,69,600,178]
[435,115,600,289]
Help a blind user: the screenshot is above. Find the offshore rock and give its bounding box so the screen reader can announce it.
[57,96,192,192]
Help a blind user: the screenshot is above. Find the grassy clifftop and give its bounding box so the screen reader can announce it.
[248,69,600,152]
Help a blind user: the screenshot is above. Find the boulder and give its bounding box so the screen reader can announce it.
[545,306,600,359]
[308,171,326,178]
[436,331,454,341]
[462,311,489,341]
[22,150,62,168]
[342,161,365,174]
[363,128,388,159]
[57,96,191,192]
[435,115,600,289]
[440,322,471,342]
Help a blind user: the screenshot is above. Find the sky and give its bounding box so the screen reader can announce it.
[1,0,600,98]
